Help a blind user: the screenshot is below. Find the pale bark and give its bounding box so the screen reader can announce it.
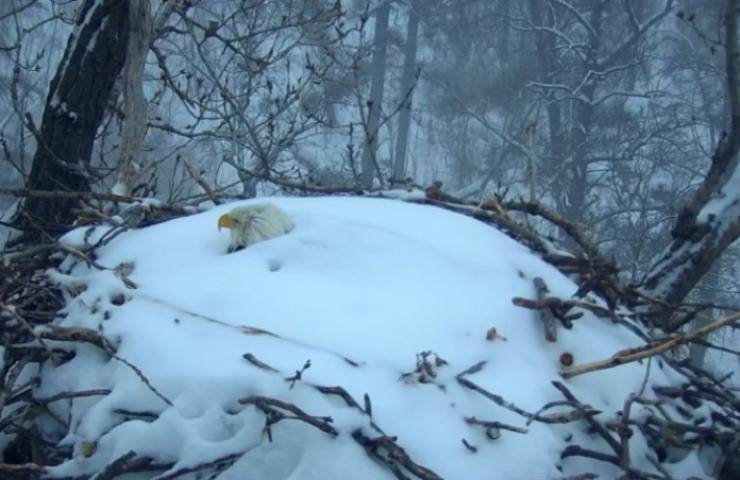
[360,1,390,189]
[114,0,152,196]
[391,1,419,185]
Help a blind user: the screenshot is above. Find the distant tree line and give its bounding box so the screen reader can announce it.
[0,0,738,353]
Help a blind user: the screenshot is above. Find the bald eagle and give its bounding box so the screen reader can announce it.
[217,203,294,252]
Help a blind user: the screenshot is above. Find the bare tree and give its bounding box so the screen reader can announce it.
[13,0,130,241]
[146,0,346,198]
[360,0,390,188]
[0,2,71,215]
[643,0,740,328]
[391,0,420,185]
[113,0,152,197]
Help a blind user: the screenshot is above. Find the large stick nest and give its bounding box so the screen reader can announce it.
[1,186,738,480]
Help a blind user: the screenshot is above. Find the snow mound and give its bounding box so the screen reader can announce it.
[40,197,704,479]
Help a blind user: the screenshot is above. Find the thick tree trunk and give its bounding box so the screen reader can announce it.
[529,0,566,214]
[391,1,420,185]
[643,211,740,327]
[360,1,390,189]
[563,2,604,226]
[15,0,129,240]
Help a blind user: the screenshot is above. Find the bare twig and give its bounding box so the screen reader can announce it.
[533,277,558,341]
[38,326,173,407]
[512,295,614,319]
[456,363,579,425]
[619,394,637,469]
[182,158,221,205]
[505,200,602,260]
[464,416,528,434]
[552,381,622,455]
[352,429,443,480]
[242,353,279,372]
[37,389,111,404]
[95,451,157,480]
[561,312,740,378]
[239,395,338,437]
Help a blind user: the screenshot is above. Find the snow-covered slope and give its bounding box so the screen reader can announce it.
[40,197,705,479]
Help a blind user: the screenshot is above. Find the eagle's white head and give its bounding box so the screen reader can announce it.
[218,203,294,252]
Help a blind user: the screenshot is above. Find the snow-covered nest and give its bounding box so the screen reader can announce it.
[40,197,708,479]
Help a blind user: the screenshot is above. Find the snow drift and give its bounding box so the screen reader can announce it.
[38,197,706,479]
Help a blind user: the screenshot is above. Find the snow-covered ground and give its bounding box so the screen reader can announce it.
[38,196,709,479]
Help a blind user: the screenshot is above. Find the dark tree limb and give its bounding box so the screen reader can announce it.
[560,445,663,480]
[0,462,45,479]
[512,295,615,320]
[15,0,131,241]
[352,429,443,480]
[643,0,740,322]
[551,381,622,455]
[95,451,156,480]
[239,395,338,437]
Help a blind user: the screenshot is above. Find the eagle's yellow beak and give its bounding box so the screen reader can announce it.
[218,213,236,231]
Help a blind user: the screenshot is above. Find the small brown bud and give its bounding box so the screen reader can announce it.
[560,352,574,366]
[486,327,508,342]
